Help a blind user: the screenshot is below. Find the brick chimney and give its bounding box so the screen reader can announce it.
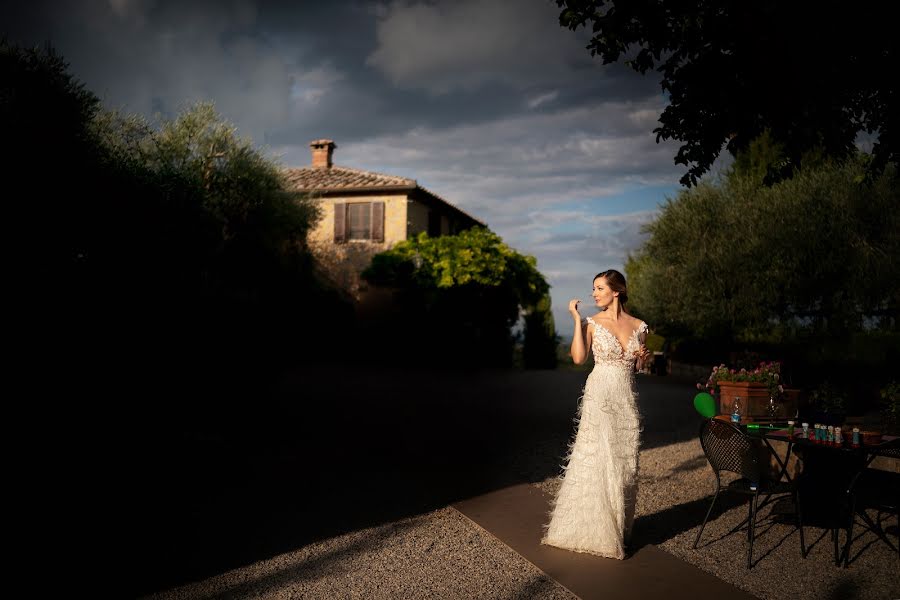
[310,139,336,169]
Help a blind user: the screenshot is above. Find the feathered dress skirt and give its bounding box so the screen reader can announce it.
[541,363,642,559]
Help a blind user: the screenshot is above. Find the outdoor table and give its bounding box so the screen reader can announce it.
[756,426,898,564]
[712,415,898,482]
[761,428,898,481]
[709,416,898,564]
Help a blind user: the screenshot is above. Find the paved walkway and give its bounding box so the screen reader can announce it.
[453,484,757,600]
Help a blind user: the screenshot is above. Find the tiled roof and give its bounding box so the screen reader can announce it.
[283,164,486,227]
[283,165,416,191]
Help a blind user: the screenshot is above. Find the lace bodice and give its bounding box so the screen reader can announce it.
[585,317,648,370]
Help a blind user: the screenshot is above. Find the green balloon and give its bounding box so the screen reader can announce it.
[693,392,717,417]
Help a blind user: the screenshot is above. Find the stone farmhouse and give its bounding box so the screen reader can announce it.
[284,139,484,298]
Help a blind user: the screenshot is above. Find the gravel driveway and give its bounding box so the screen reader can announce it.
[133,366,898,600]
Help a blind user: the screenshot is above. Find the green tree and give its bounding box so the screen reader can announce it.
[2,40,103,278]
[626,154,899,398]
[363,228,557,368]
[3,40,345,441]
[92,103,320,296]
[556,1,898,185]
[627,155,899,341]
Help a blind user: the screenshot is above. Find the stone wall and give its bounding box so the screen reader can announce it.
[308,194,408,298]
[308,194,408,246]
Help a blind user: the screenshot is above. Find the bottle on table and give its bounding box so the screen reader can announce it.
[731,397,742,424]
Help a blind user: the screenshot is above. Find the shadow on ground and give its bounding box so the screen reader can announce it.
[107,364,701,597]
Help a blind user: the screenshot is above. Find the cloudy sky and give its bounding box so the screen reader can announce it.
[4,0,714,332]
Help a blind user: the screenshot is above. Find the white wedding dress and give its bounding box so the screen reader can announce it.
[542,316,647,559]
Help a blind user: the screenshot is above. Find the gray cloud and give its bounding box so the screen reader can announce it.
[280,96,682,221]
[367,0,595,94]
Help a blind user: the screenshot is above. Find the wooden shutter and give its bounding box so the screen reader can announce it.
[371,201,385,243]
[333,202,347,243]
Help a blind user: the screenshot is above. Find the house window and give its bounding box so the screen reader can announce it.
[334,201,385,243]
[348,203,371,240]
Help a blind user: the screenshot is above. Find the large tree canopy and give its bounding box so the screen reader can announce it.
[557,0,898,185]
[626,155,899,342]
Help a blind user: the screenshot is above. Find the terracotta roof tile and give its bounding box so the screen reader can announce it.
[282,164,486,227]
[283,165,415,191]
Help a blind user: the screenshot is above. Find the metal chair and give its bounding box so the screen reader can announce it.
[694,418,806,568]
[841,438,900,566]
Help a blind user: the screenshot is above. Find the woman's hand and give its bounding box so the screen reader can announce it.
[635,345,652,370]
[568,298,581,319]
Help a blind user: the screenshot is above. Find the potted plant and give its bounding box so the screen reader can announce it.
[699,361,798,420]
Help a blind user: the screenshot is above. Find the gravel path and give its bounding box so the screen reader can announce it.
[144,436,898,600]
[538,439,900,600]
[141,506,575,600]
[135,374,900,600]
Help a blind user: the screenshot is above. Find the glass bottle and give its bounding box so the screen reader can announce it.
[731,396,742,424]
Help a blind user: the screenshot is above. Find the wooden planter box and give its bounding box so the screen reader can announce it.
[718,381,800,421]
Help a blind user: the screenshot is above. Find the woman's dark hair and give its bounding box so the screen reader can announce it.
[594,269,628,304]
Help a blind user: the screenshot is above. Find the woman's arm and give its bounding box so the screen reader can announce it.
[569,299,591,364]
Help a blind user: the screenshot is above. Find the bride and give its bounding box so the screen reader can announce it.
[542,269,650,559]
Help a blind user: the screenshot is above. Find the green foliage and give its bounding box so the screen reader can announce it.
[4,40,347,439]
[730,130,790,186]
[94,103,319,251]
[627,156,900,341]
[626,153,898,406]
[2,39,100,150]
[363,228,557,368]
[365,228,549,304]
[556,1,898,185]
[3,40,105,267]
